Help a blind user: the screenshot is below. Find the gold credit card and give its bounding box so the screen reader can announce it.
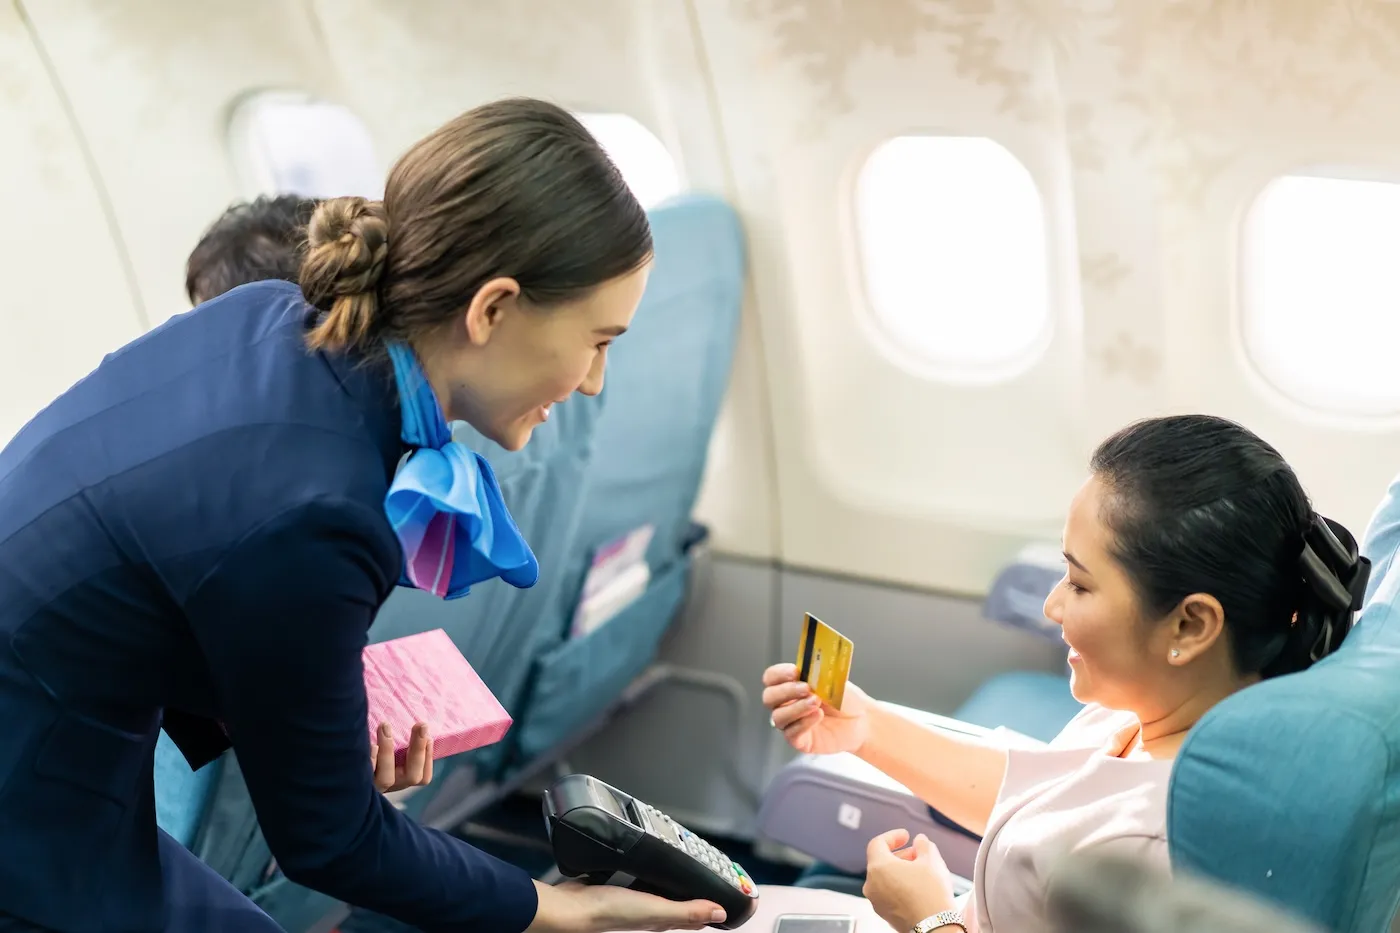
[796,613,854,711]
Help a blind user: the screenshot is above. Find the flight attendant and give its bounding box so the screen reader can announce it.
[0,98,725,933]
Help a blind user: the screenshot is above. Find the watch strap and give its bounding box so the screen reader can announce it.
[911,911,967,933]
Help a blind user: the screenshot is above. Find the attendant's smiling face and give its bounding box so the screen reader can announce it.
[419,264,650,451]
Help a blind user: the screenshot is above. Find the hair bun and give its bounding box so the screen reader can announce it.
[301,197,389,351]
[302,197,388,305]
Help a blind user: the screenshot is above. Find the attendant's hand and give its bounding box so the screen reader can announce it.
[526,879,726,933]
[371,721,434,793]
[863,829,958,933]
[761,663,873,755]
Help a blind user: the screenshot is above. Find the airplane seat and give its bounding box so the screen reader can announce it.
[371,399,608,784]
[504,192,747,770]
[758,707,996,883]
[951,544,1081,743]
[1166,495,1400,933]
[152,391,607,933]
[153,729,218,849]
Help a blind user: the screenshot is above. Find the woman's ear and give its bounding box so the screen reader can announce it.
[463,277,522,346]
[1170,593,1226,664]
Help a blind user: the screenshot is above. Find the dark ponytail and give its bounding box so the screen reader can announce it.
[1090,415,1370,679]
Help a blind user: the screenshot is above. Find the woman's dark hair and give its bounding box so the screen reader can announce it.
[1090,415,1369,678]
[300,97,652,353]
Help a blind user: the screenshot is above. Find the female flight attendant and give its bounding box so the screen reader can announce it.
[0,98,725,933]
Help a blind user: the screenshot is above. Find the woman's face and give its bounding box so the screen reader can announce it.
[1043,475,1182,717]
[421,263,651,451]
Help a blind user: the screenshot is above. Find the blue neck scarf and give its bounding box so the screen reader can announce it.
[383,342,538,599]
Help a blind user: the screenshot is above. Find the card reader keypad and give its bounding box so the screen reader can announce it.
[638,803,756,896]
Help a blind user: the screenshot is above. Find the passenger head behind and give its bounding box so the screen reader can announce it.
[185,194,317,305]
[1044,414,1367,724]
[299,97,652,452]
[1046,848,1325,933]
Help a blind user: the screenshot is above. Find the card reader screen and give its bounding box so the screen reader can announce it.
[649,813,681,846]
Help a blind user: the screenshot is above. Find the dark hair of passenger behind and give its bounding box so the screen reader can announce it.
[1091,414,1369,678]
[185,194,318,305]
[299,97,652,355]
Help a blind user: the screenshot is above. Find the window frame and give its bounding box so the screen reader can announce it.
[226,89,383,201]
[1235,165,1400,423]
[571,110,683,210]
[844,132,1056,386]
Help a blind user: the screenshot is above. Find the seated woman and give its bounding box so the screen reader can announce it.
[761,414,1368,933]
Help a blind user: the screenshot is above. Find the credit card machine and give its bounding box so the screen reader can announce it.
[542,774,759,930]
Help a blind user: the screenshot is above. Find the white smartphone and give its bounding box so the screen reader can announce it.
[773,915,858,933]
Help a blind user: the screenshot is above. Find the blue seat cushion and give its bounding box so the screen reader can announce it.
[153,729,217,849]
[953,671,1082,744]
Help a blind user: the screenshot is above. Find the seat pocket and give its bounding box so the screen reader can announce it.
[513,558,689,762]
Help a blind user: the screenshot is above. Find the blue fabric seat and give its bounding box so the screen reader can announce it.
[153,730,218,849]
[952,671,1081,744]
[507,192,747,766]
[1167,480,1400,932]
[944,546,1082,744]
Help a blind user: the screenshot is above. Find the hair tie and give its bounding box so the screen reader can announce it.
[1295,514,1370,661]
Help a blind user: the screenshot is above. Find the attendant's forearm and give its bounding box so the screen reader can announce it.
[855,704,1008,836]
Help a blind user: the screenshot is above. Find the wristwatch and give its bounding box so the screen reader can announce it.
[911,911,967,933]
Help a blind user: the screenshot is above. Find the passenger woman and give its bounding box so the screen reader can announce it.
[0,98,722,933]
[763,415,1368,933]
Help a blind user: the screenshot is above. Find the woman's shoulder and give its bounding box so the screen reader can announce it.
[1048,703,1140,749]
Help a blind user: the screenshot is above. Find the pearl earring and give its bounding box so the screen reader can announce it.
[1170,649,1181,659]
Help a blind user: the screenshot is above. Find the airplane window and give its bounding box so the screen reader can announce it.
[229,92,383,200]
[575,112,682,209]
[854,136,1051,381]
[1242,173,1400,416]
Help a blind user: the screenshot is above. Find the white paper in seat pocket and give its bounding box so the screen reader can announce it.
[571,559,651,638]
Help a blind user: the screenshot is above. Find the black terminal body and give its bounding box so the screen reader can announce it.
[542,774,760,930]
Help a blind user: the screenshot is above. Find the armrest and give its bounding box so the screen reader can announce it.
[757,751,982,879]
[757,709,1044,879]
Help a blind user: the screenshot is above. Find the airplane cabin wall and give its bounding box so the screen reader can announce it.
[694,0,1092,598]
[7,0,1400,841]
[0,2,146,445]
[16,0,346,329]
[11,2,1400,609]
[691,0,1400,598]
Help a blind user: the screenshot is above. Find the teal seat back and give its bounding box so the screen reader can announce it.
[369,390,606,778]
[510,193,747,763]
[1168,483,1400,933]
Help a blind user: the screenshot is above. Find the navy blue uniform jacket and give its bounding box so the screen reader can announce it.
[0,281,538,932]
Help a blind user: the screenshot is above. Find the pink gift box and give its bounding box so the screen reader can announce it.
[363,628,512,765]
